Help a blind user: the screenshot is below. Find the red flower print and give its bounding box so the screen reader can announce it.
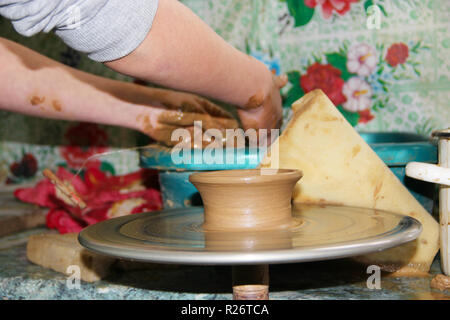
[358,109,375,124]
[14,167,162,234]
[14,178,58,208]
[46,209,84,234]
[304,0,359,19]
[385,43,409,67]
[300,63,347,106]
[60,123,109,170]
[131,200,162,215]
[8,153,38,183]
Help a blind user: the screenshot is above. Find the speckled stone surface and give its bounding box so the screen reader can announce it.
[0,228,449,300]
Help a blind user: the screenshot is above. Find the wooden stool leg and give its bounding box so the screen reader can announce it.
[232,265,269,300]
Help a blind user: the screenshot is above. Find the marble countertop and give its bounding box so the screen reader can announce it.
[1,228,449,300]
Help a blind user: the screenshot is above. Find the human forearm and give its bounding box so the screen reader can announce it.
[0,37,240,146]
[105,0,273,111]
[0,0,283,132]
[0,37,162,133]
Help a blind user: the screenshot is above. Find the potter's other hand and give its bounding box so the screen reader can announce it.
[135,88,239,147]
[0,0,289,141]
[237,73,288,133]
[0,37,239,150]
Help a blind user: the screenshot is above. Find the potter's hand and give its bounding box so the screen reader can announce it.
[237,73,288,133]
[134,88,239,147]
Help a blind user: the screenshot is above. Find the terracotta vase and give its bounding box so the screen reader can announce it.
[189,169,302,231]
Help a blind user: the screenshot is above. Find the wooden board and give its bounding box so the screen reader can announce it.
[0,190,46,237]
[261,90,440,274]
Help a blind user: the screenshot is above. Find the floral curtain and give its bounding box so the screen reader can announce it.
[0,0,449,186]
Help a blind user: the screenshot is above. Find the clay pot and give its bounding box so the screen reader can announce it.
[189,169,302,231]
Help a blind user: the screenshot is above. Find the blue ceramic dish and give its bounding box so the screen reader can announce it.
[140,133,437,212]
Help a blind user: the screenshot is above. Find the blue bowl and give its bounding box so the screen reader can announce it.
[140,133,438,212]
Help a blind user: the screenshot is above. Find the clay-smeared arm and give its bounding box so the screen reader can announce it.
[0,37,236,145]
[104,0,286,131]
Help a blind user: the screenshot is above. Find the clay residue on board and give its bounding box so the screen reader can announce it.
[52,100,62,112]
[373,180,383,198]
[30,95,45,105]
[320,115,339,122]
[295,195,343,206]
[309,113,340,122]
[352,145,361,158]
[430,274,450,291]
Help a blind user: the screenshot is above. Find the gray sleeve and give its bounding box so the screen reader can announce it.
[0,0,159,62]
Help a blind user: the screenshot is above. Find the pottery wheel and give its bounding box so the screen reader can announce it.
[78,203,421,265]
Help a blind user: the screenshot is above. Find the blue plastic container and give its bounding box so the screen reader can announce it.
[140,146,261,208]
[140,133,438,212]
